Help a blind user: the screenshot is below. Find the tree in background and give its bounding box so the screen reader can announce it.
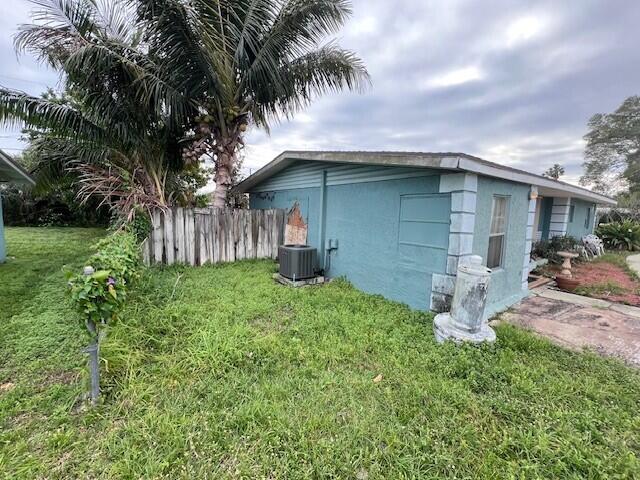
[1,2,199,220]
[0,0,368,221]
[1,88,108,226]
[542,163,565,180]
[580,96,640,196]
[1,147,111,227]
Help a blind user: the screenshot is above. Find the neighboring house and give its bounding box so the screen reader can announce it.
[237,151,615,318]
[0,149,35,263]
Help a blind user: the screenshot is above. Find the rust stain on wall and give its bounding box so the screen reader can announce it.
[284,202,308,245]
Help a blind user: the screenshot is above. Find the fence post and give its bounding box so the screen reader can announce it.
[82,266,100,406]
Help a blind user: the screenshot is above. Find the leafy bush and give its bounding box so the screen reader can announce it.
[66,230,140,328]
[1,183,110,227]
[532,235,580,264]
[596,221,640,251]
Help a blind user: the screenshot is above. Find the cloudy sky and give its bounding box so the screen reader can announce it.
[1,0,639,186]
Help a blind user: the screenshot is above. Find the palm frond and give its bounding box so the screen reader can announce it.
[62,39,194,134]
[8,0,369,214]
[134,0,227,100]
[251,43,370,125]
[238,0,353,96]
[92,0,138,44]
[0,88,108,142]
[14,0,100,67]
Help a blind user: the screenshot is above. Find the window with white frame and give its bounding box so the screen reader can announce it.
[487,196,509,269]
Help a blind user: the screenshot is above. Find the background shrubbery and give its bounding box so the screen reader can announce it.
[532,235,580,264]
[1,183,110,227]
[596,220,640,251]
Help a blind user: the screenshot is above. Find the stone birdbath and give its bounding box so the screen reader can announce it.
[557,251,579,278]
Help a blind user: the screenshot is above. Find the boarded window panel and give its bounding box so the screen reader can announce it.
[400,194,451,223]
[398,243,447,273]
[398,194,450,250]
[487,235,504,269]
[398,222,449,249]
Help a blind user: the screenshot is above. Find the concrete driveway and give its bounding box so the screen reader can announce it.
[499,287,640,367]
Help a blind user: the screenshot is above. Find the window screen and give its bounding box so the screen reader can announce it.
[569,205,575,223]
[487,196,508,269]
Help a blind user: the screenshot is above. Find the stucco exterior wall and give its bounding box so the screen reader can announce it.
[0,191,5,263]
[534,197,597,241]
[249,161,448,310]
[249,161,540,317]
[472,177,530,318]
[249,187,321,251]
[566,198,597,239]
[323,176,445,310]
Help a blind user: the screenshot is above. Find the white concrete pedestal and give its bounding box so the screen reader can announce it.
[433,255,496,344]
[433,312,496,344]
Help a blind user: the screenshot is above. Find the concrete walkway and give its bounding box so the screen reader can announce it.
[498,286,640,367]
[627,253,640,277]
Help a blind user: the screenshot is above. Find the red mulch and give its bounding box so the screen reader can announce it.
[573,262,640,306]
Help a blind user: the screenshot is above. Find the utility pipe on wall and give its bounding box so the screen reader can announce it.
[317,169,327,270]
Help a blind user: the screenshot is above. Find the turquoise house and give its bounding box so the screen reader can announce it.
[237,151,615,317]
[0,149,35,263]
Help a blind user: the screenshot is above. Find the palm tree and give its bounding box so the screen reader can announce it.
[132,0,370,206]
[0,0,193,218]
[0,0,369,216]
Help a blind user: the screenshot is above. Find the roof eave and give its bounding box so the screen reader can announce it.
[235,150,617,206]
[0,149,35,186]
[234,150,461,193]
[455,157,617,206]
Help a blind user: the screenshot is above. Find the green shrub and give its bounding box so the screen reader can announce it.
[532,235,580,264]
[129,210,152,243]
[66,230,140,329]
[596,220,640,251]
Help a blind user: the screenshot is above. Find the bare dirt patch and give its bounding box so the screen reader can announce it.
[249,305,295,334]
[573,262,640,306]
[1,382,16,393]
[41,370,80,388]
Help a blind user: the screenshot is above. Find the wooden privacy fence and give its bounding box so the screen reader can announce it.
[142,207,286,266]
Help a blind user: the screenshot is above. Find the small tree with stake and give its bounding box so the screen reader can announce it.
[66,231,140,405]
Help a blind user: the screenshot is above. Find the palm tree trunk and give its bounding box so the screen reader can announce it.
[212,139,236,208]
[213,126,242,208]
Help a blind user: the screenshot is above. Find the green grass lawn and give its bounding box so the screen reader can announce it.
[1,227,639,479]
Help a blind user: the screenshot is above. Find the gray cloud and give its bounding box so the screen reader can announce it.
[2,0,640,186]
[0,0,59,153]
[246,0,640,185]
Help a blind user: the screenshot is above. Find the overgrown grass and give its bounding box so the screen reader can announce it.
[1,228,640,479]
[575,280,628,297]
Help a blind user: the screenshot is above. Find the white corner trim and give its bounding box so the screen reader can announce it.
[548,196,571,238]
[431,173,478,311]
[522,186,538,290]
[438,172,478,193]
